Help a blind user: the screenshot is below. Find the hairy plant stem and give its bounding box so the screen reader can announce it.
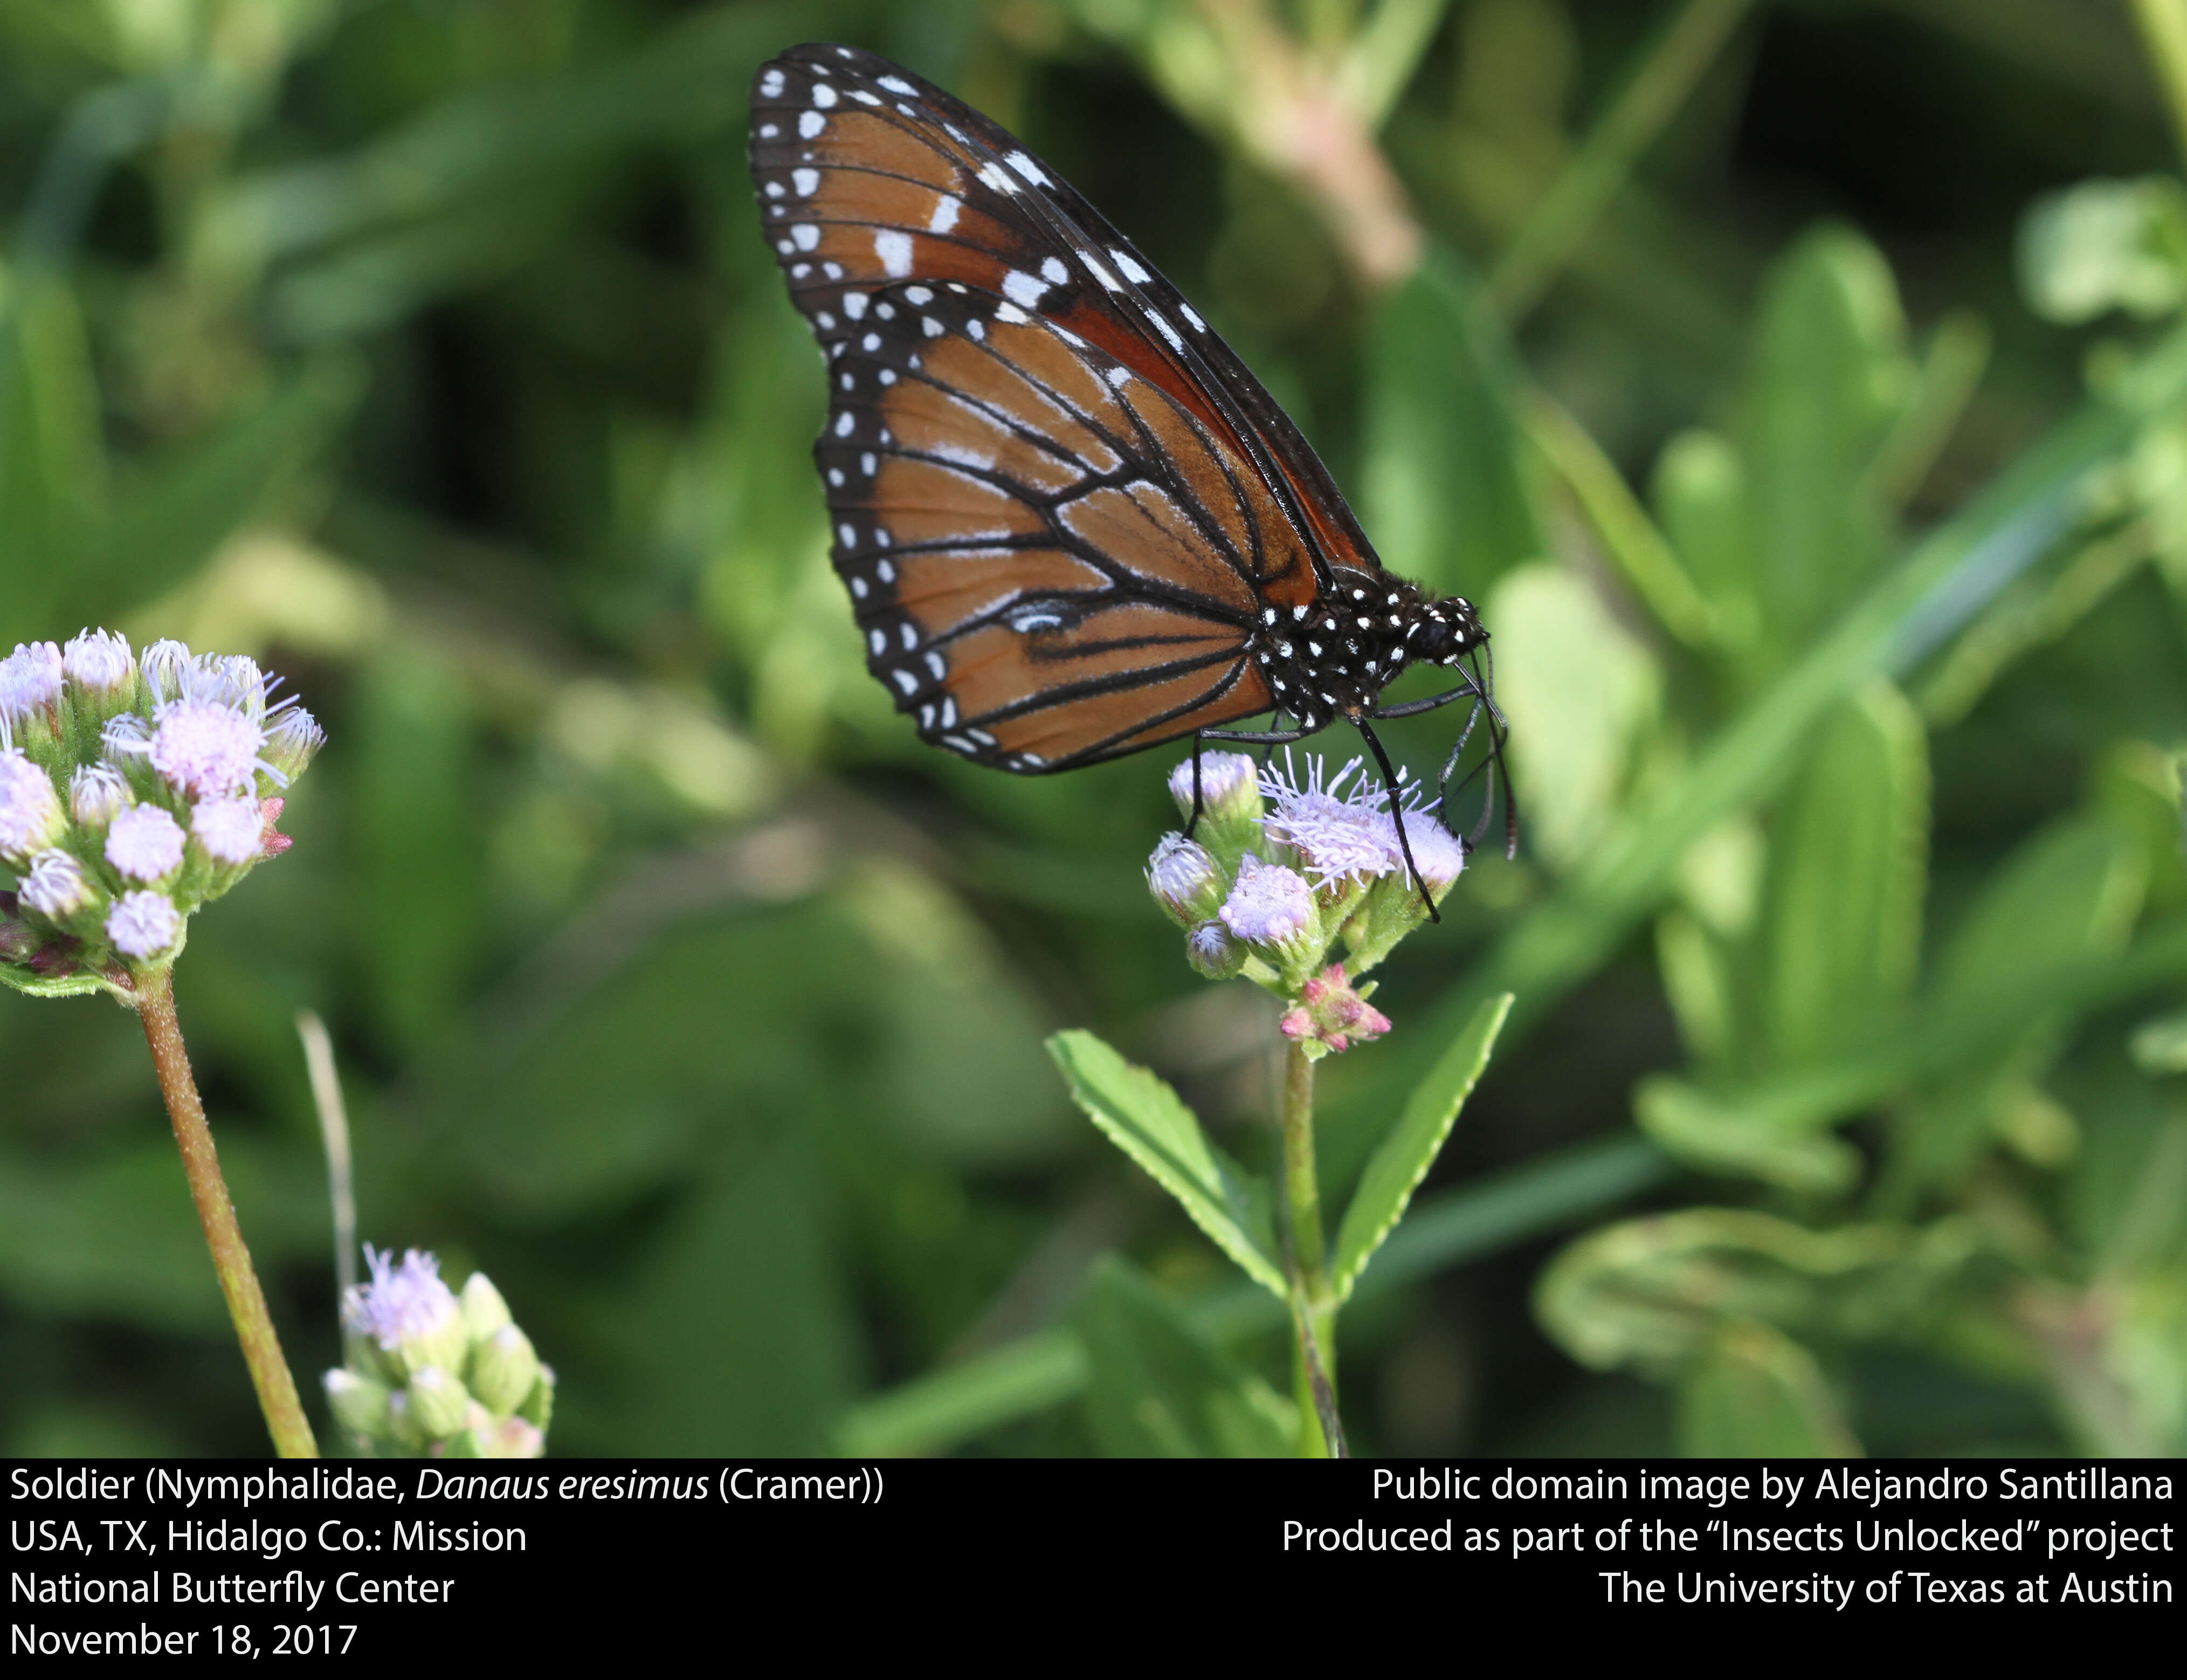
[136,969,318,1458]
[1281,1038,1344,1457]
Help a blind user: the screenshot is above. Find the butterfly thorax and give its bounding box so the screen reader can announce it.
[1246,567,1486,732]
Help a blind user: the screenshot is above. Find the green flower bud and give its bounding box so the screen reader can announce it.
[468,1324,541,1417]
[325,1368,392,1440]
[459,1271,513,1342]
[403,1366,473,1440]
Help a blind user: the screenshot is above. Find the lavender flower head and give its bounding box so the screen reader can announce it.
[1,628,321,993]
[1167,749,1262,828]
[0,749,64,863]
[62,629,134,700]
[328,1249,555,1457]
[1259,753,1406,890]
[1219,853,1315,946]
[0,642,63,724]
[107,890,180,960]
[1147,832,1226,924]
[344,1246,461,1355]
[106,803,185,882]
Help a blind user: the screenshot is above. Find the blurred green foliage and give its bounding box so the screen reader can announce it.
[3,0,2185,1457]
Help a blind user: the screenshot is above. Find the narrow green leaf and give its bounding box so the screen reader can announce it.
[1330,993,1513,1302]
[1361,248,1543,598]
[1634,1073,1859,1194]
[1739,224,1912,654]
[1047,1030,1286,1298]
[1761,679,1929,1066]
[1075,1256,1294,1458]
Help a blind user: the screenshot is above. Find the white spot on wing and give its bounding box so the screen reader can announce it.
[792,168,819,197]
[834,412,854,437]
[878,76,915,94]
[791,224,820,251]
[932,442,994,471]
[1144,306,1183,349]
[1112,248,1150,285]
[874,230,913,278]
[928,195,961,233]
[1002,270,1048,308]
[799,111,826,140]
[1104,365,1130,387]
[1006,150,1051,187]
[891,669,918,694]
[760,69,785,97]
[995,301,1028,323]
[978,161,1017,195]
[904,285,933,304]
[843,292,868,320]
[1179,302,1206,332]
[811,83,838,108]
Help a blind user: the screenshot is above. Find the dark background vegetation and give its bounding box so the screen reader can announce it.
[3,0,2183,1456]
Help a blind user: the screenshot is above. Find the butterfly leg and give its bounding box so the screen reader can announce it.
[1356,721,1441,925]
[1184,732,1208,839]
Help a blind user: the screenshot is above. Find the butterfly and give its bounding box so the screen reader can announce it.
[747,43,1510,905]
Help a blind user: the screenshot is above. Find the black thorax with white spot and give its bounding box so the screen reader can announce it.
[1246,568,1485,734]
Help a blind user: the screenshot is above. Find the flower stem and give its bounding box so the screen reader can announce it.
[1280,1038,1345,1456]
[136,969,318,1458]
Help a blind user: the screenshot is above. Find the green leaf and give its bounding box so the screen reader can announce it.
[1929,814,2146,1016]
[1738,224,1913,655]
[1047,1030,1286,1298]
[1360,246,1543,598]
[0,964,111,1000]
[1761,679,1929,1066]
[1330,993,1512,1302]
[1075,1256,1294,1458]
[1677,1320,1861,1457]
[1634,1075,1860,1195]
[1487,563,1660,871]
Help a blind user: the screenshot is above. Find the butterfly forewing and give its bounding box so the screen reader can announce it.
[750,42,1395,769]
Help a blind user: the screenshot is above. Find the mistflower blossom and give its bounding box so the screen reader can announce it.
[191,795,264,865]
[20,849,95,920]
[1219,854,1315,945]
[106,803,185,882]
[1406,819,1467,897]
[0,642,63,722]
[0,750,65,862]
[1185,919,1245,980]
[107,890,180,960]
[139,639,194,705]
[1167,750,1262,824]
[144,696,272,799]
[69,763,132,827]
[1147,832,1225,924]
[343,1246,462,1358]
[263,708,326,785]
[62,629,134,699]
[1260,753,1406,889]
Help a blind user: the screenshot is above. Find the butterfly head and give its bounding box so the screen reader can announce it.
[1409,595,1487,671]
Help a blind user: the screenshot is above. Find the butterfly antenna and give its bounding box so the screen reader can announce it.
[1358,721,1439,923]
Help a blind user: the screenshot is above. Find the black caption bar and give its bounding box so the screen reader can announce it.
[6,1459,2175,1650]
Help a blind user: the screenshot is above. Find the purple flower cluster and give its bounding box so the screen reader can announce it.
[0,630,323,986]
[1144,748,1471,1049]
